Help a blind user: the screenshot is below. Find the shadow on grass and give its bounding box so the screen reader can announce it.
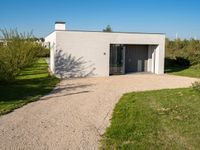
[0,76,58,102]
[0,58,96,115]
[0,59,60,115]
[0,78,93,102]
[165,65,189,73]
[164,57,190,73]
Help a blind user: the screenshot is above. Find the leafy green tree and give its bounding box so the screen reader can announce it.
[0,29,46,81]
[103,25,112,32]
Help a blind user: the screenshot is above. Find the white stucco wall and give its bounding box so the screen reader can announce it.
[45,32,56,73]
[148,45,154,72]
[46,30,165,77]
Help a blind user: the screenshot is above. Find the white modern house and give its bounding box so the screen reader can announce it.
[45,22,165,78]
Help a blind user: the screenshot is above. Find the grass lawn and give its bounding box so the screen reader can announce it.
[165,66,200,78]
[101,88,200,149]
[0,58,60,115]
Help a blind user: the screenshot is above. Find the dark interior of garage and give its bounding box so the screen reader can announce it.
[109,44,148,75]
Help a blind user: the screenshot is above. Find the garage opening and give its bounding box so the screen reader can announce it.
[109,44,157,75]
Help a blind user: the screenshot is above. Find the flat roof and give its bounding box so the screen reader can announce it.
[55,21,66,24]
[45,29,165,38]
[55,29,165,35]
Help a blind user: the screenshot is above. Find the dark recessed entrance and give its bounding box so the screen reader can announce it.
[109,44,149,75]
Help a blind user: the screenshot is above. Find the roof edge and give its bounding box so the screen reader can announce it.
[45,29,165,38]
[55,21,66,24]
[44,31,55,39]
[56,29,165,35]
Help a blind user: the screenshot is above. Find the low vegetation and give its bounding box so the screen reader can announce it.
[0,29,57,115]
[165,65,200,78]
[166,38,200,66]
[192,81,200,92]
[165,38,200,78]
[101,88,200,149]
[0,29,49,81]
[0,58,59,115]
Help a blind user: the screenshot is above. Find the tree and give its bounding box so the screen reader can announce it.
[103,25,112,32]
[0,29,46,81]
[165,38,200,66]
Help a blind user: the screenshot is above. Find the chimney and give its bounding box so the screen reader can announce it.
[55,21,66,31]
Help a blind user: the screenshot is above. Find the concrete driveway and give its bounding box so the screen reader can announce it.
[0,74,198,150]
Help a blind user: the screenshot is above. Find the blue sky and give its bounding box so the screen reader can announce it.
[1,0,200,39]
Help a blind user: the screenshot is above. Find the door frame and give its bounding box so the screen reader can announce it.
[122,45,126,74]
[109,44,151,75]
[109,44,126,75]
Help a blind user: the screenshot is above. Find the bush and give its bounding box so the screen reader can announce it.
[192,81,200,92]
[36,46,50,57]
[165,57,190,68]
[0,29,43,81]
[191,64,200,69]
[175,57,190,66]
[166,38,200,67]
[165,57,177,67]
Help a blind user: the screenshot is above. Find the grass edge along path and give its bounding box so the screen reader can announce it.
[101,88,200,149]
[0,58,60,115]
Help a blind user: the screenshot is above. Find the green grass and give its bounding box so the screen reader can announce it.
[165,65,200,78]
[0,58,60,115]
[101,88,200,150]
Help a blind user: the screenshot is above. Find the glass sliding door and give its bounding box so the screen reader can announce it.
[110,44,125,75]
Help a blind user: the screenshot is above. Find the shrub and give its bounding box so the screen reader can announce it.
[0,29,42,81]
[166,38,200,67]
[191,64,200,69]
[165,57,177,67]
[192,81,200,92]
[175,57,190,66]
[165,57,190,68]
[36,46,50,57]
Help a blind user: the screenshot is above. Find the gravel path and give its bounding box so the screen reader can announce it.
[0,74,198,150]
